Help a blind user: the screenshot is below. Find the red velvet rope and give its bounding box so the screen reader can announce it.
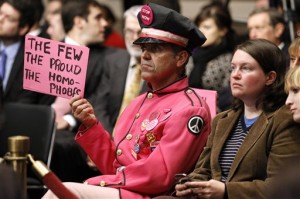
[43,172,79,199]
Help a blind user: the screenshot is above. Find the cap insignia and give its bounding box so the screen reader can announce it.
[140,5,153,25]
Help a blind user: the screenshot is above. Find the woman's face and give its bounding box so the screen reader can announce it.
[230,49,275,105]
[289,53,300,68]
[286,87,300,123]
[198,18,226,47]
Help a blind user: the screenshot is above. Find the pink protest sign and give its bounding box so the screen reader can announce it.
[23,35,89,99]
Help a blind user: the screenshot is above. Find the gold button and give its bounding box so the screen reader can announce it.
[147,93,153,98]
[116,149,122,156]
[187,89,193,94]
[126,134,133,140]
[135,113,140,119]
[100,180,106,187]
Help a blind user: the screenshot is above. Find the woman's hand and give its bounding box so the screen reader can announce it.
[176,179,225,199]
[175,182,196,198]
[70,96,97,128]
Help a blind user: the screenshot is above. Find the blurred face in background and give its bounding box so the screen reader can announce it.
[247,12,278,44]
[79,5,108,45]
[0,2,27,45]
[124,15,142,58]
[286,86,300,123]
[198,18,227,47]
[289,38,300,68]
[45,0,65,41]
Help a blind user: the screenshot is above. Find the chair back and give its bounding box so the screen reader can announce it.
[194,89,217,118]
[0,103,56,187]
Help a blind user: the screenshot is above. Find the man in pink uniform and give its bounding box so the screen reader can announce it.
[43,3,210,199]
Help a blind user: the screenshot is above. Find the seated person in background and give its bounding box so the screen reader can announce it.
[49,0,112,183]
[174,39,300,199]
[44,0,65,41]
[288,36,300,68]
[92,5,145,134]
[43,3,211,199]
[188,1,236,112]
[247,7,290,67]
[269,66,300,199]
[99,3,126,49]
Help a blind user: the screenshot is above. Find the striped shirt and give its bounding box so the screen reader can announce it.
[219,115,257,182]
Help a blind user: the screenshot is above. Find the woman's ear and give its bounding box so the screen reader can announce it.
[266,71,277,86]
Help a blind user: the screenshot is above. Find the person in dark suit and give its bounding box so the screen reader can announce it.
[0,0,55,105]
[49,0,116,182]
[92,5,147,134]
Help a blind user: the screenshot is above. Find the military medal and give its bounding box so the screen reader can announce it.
[146,131,156,144]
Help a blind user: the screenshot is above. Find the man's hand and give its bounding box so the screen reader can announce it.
[70,96,97,128]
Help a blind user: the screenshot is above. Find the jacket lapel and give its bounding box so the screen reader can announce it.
[211,109,242,179]
[227,112,271,180]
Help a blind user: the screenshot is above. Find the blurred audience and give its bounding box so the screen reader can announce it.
[0,0,54,105]
[288,36,300,68]
[27,0,49,38]
[188,2,236,112]
[99,3,126,49]
[50,0,112,182]
[247,7,290,66]
[44,0,65,41]
[145,0,181,13]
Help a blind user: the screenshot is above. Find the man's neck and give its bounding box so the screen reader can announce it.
[66,31,85,46]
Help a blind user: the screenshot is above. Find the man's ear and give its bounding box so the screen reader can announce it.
[176,50,189,68]
[74,16,85,29]
[266,71,277,86]
[274,23,285,39]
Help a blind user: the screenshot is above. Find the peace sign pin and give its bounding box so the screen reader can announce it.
[187,115,204,135]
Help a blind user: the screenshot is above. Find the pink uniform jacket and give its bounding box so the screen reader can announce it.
[75,78,211,198]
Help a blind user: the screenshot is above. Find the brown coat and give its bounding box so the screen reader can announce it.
[189,105,300,199]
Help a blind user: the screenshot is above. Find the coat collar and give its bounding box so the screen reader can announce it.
[212,108,276,181]
[147,76,189,95]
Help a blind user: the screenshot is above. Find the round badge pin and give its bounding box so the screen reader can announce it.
[140,5,153,25]
[187,116,204,135]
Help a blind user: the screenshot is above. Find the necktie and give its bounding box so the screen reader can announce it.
[0,49,7,82]
[113,64,142,137]
[119,64,142,114]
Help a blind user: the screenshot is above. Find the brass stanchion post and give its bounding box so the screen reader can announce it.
[4,135,29,197]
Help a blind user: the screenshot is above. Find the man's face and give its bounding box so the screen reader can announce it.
[247,12,277,44]
[81,5,108,45]
[45,0,65,41]
[0,2,22,44]
[140,43,182,90]
[124,15,142,57]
